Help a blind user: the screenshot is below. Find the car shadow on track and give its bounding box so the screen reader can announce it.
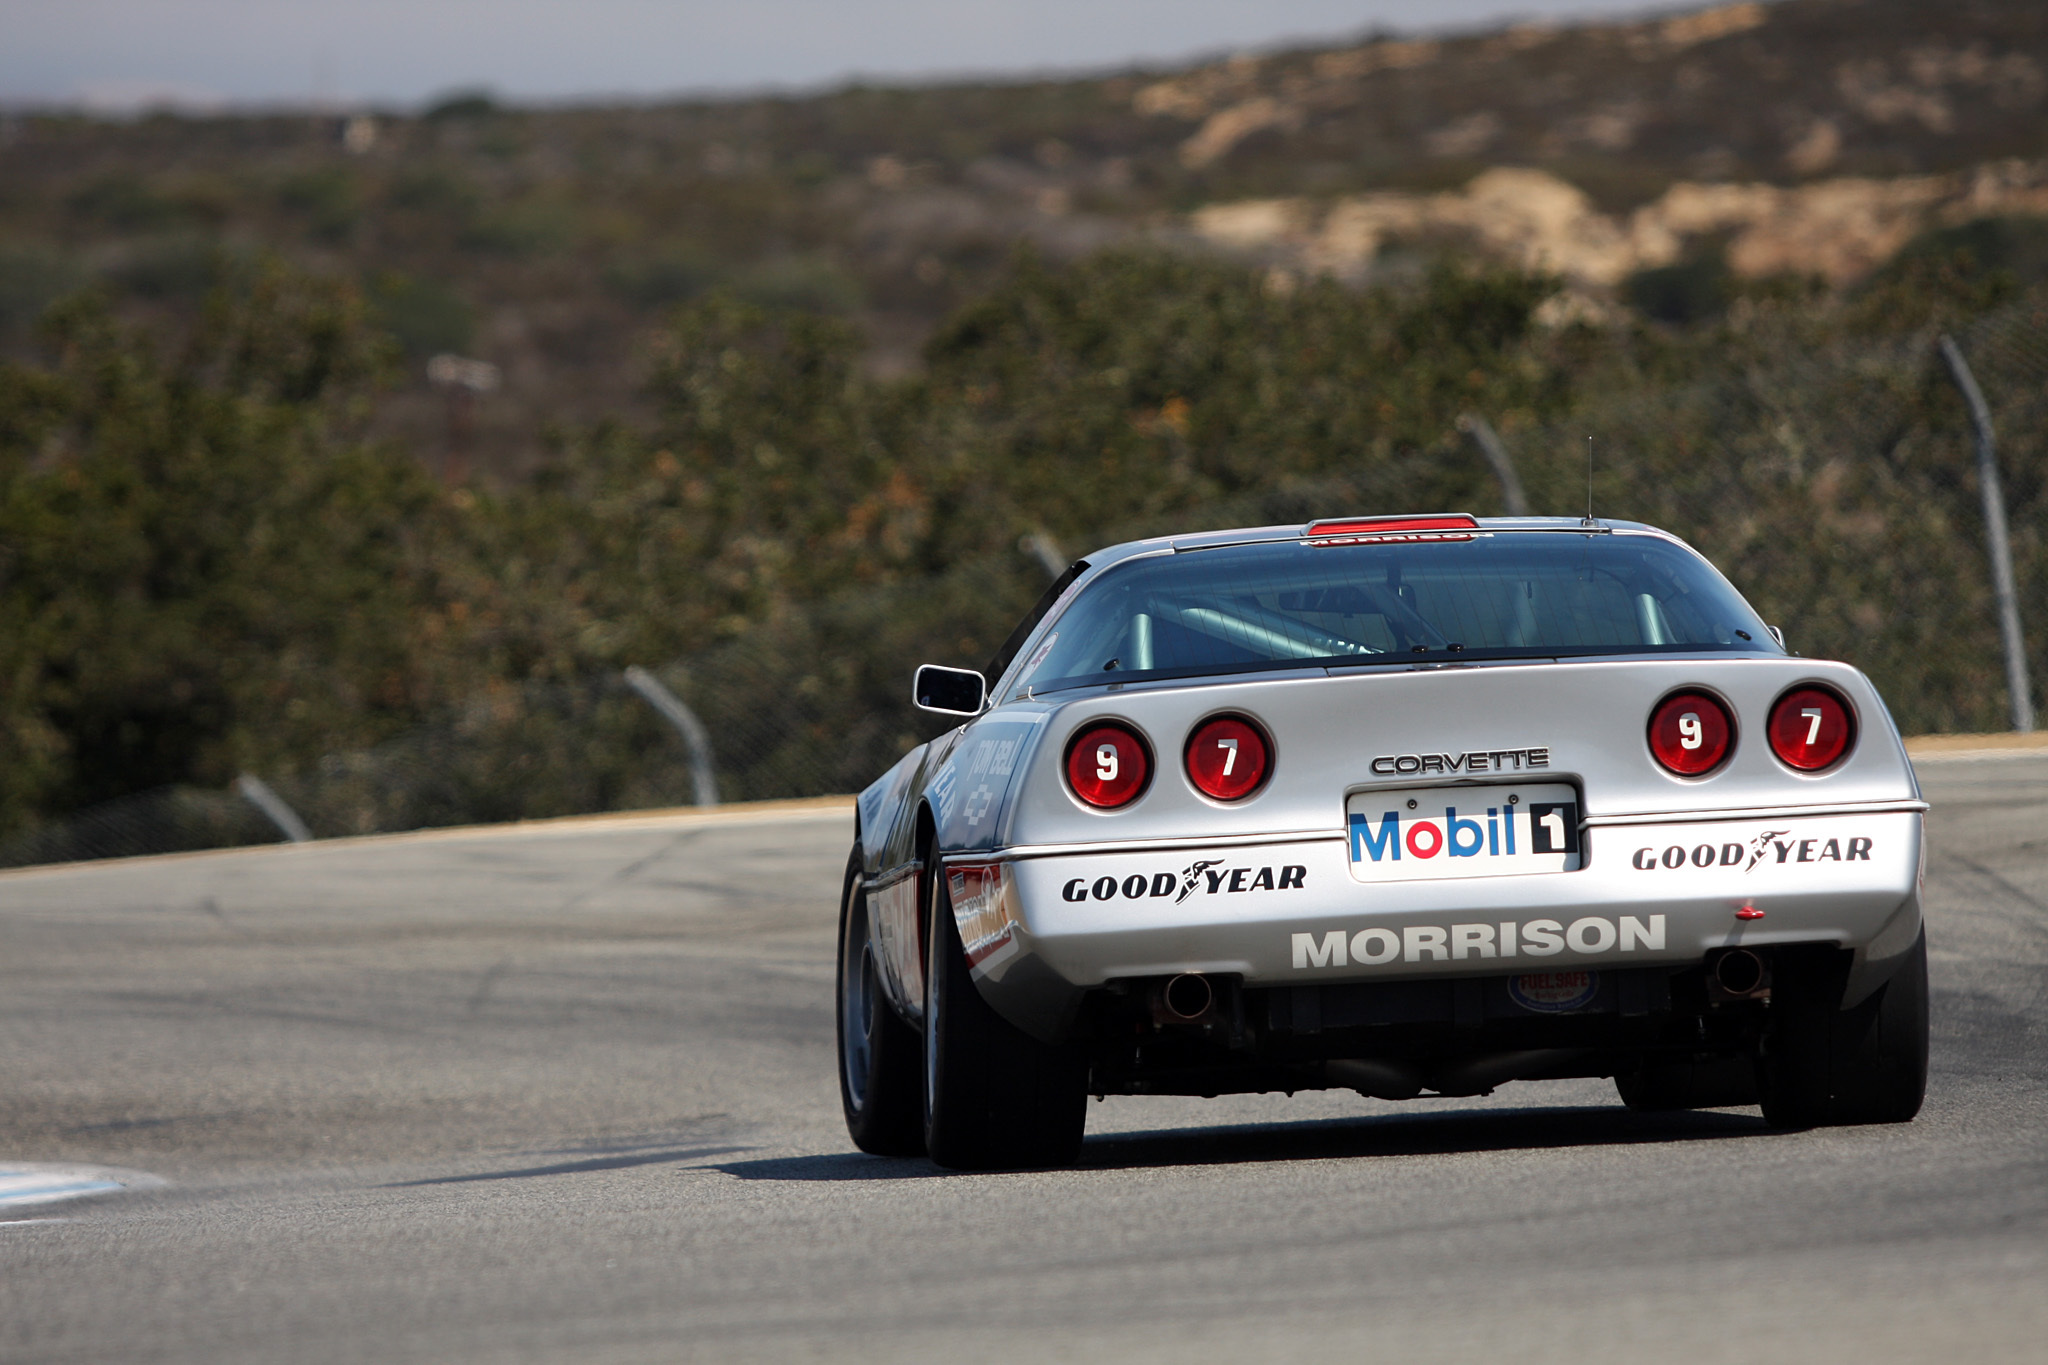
[385,1143,754,1186]
[715,1104,1770,1182]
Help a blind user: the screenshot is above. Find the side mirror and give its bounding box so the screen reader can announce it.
[913,664,987,716]
[1767,625,1786,649]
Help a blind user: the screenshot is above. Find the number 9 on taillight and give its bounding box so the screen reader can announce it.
[1065,723,1151,808]
[1648,690,1734,775]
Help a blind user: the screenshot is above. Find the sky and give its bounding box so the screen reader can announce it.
[1,0,1705,112]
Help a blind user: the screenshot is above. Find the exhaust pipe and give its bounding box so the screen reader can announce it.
[1713,948,1768,997]
[1162,973,1215,1021]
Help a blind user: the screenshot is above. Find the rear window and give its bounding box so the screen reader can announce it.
[1014,530,1776,696]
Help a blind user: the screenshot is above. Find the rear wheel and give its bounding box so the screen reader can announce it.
[836,846,924,1156]
[1828,930,1929,1124]
[922,863,1087,1170]
[1757,932,1928,1128]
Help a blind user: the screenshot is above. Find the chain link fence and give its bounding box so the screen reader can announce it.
[1531,303,2046,738]
[0,555,1036,868]
[0,647,892,869]
[4,304,2043,870]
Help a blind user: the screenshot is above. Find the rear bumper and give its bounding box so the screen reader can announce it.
[951,809,1924,1040]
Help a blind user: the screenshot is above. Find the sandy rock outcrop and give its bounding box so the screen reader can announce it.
[1186,160,2048,289]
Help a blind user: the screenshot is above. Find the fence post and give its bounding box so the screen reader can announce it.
[1457,413,1531,516]
[624,666,722,807]
[234,774,312,843]
[1938,335,2035,733]
[1020,530,1067,581]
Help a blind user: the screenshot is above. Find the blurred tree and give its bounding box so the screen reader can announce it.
[915,250,1566,557]
[0,266,460,829]
[2,235,2042,838]
[369,271,474,357]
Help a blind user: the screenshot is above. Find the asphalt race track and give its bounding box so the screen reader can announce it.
[2,760,2044,1364]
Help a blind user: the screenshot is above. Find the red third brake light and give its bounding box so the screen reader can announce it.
[1305,513,1479,545]
[1648,691,1734,776]
[1065,724,1151,809]
[1185,715,1271,801]
[1768,686,1856,771]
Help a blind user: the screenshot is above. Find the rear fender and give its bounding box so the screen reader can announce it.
[1844,890,1924,1008]
[865,803,938,1028]
[856,747,921,884]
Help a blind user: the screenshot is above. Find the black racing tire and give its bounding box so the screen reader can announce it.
[1828,929,1929,1124]
[922,861,1087,1170]
[1757,931,1928,1129]
[1616,1056,1759,1111]
[836,845,925,1157]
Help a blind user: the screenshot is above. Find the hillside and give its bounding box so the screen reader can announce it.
[1,0,2045,854]
[1,0,2043,479]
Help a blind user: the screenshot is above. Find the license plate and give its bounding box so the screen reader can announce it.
[1345,783,1581,883]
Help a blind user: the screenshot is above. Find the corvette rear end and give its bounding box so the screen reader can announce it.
[840,515,1929,1168]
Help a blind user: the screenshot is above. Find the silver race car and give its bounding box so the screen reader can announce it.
[838,514,1929,1169]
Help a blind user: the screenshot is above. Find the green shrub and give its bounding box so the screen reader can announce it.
[369,271,474,356]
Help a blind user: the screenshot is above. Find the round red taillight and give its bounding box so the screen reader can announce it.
[1065,724,1151,808]
[1185,715,1271,801]
[1768,686,1855,771]
[1648,690,1734,775]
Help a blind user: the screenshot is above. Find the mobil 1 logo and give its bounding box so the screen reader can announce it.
[1527,801,1579,855]
[1345,782,1582,884]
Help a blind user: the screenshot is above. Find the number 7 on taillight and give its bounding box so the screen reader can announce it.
[1186,716,1270,800]
[1768,687,1855,771]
